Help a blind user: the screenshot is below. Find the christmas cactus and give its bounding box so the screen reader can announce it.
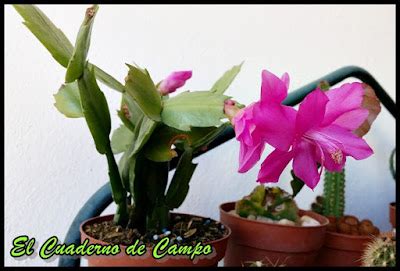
[14,4,243,233]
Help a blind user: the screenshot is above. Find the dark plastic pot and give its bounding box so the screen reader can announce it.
[390,202,396,228]
[219,202,329,267]
[315,230,373,266]
[80,213,231,267]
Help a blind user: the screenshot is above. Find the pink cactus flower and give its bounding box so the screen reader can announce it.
[158,71,192,95]
[233,70,373,189]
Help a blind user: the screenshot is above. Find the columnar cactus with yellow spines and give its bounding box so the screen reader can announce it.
[235,185,299,223]
[362,236,396,267]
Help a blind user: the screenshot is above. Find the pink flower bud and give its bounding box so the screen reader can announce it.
[158,71,192,95]
[224,99,241,123]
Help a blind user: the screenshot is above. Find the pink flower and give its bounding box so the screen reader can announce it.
[158,71,192,95]
[233,70,374,189]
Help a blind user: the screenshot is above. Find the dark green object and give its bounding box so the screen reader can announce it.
[290,170,305,198]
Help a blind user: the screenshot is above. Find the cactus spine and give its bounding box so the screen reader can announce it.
[362,236,396,267]
[323,168,345,217]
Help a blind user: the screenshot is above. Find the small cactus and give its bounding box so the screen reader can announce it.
[362,236,396,267]
[323,168,345,218]
[235,185,299,223]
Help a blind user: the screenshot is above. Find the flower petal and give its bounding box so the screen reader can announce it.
[254,103,297,151]
[296,89,329,136]
[331,108,369,131]
[281,72,290,90]
[293,141,320,189]
[318,124,373,160]
[234,102,261,146]
[238,142,265,173]
[261,69,289,104]
[257,149,294,183]
[322,82,365,126]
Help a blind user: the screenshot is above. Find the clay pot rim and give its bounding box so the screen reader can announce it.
[325,230,375,240]
[219,201,329,229]
[80,213,232,249]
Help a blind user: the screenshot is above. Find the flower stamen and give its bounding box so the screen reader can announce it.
[330,149,343,164]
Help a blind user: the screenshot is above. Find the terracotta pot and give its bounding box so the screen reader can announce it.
[219,202,329,267]
[390,202,396,228]
[315,230,374,266]
[80,213,231,266]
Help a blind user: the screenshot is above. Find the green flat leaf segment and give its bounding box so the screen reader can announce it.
[90,64,125,92]
[65,5,99,83]
[143,125,184,162]
[53,81,83,118]
[143,123,231,162]
[118,93,144,132]
[165,148,197,209]
[13,5,74,67]
[128,116,157,158]
[78,65,111,154]
[210,62,243,94]
[161,91,229,131]
[111,125,134,154]
[124,64,162,122]
[13,5,125,93]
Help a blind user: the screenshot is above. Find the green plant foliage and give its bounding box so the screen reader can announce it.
[127,116,157,158]
[13,5,73,67]
[210,62,243,94]
[143,122,232,162]
[165,148,197,209]
[111,125,134,154]
[65,5,98,83]
[124,64,162,122]
[117,94,142,132]
[90,64,125,92]
[17,4,243,232]
[78,66,111,154]
[162,91,229,131]
[78,65,127,225]
[13,5,125,93]
[143,125,183,162]
[53,81,83,118]
[190,122,232,151]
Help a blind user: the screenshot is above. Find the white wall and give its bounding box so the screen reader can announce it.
[5,4,395,266]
